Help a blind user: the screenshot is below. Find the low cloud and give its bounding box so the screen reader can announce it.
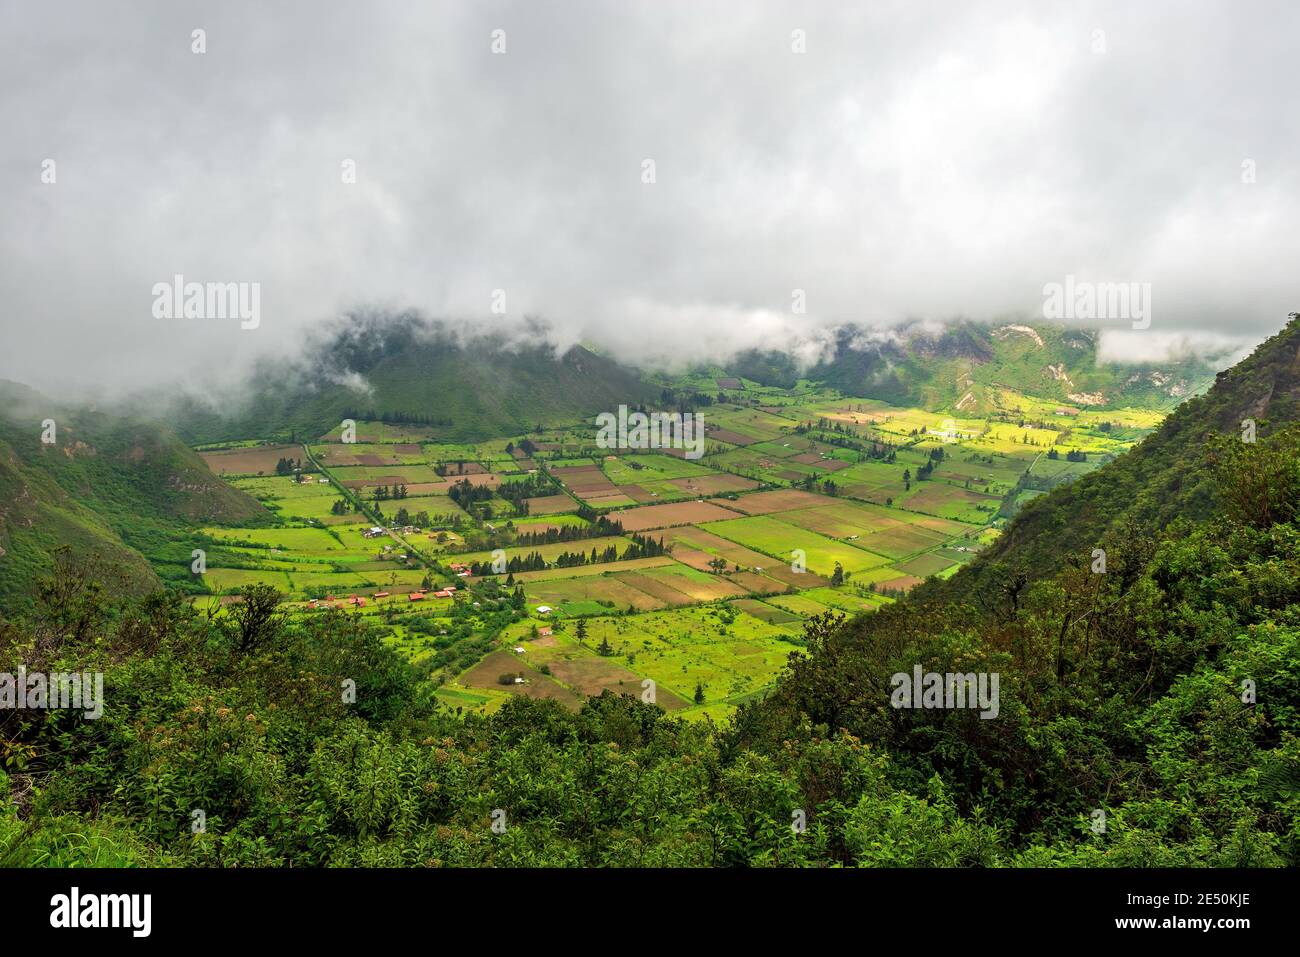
[1,0,1296,400]
[1096,329,1252,366]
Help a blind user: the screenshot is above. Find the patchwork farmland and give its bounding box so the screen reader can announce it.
[186,378,1162,722]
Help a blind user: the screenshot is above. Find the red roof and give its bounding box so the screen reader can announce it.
[408,592,426,601]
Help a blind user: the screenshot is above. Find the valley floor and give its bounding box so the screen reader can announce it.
[188,382,1162,721]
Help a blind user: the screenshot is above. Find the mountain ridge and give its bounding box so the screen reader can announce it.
[928,311,1300,607]
[0,380,270,609]
[159,313,663,445]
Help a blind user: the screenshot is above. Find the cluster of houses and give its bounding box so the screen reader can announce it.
[406,585,457,602]
[366,541,413,564]
[306,593,369,610]
[362,524,422,540]
[446,562,472,578]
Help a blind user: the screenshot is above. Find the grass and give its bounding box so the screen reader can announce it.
[576,606,804,717]
[201,526,348,553]
[601,453,715,484]
[701,516,891,576]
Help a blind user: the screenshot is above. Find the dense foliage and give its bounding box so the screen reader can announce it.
[1,423,1296,867]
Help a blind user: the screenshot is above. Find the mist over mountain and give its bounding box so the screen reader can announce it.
[0,379,269,607]
[2,1,1296,400]
[908,311,1300,606]
[137,312,1231,444]
[150,312,662,445]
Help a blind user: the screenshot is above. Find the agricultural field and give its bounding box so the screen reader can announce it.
[325,464,445,486]
[186,374,1166,721]
[309,442,427,467]
[894,482,1002,523]
[523,493,580,514]
[601,452,715,485]
[200,443,306,477]
[434,605,805,718]
[702,515,892,576]
[317,420,440,443]
[608,499,743,530]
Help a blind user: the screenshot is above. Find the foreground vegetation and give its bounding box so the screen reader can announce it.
[1,422,1295,866]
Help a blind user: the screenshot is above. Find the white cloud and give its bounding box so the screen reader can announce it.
[1097,329,1251,366]
[0,0,1296,398]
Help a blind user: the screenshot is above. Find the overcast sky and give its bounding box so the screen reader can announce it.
[1,0,1297,397]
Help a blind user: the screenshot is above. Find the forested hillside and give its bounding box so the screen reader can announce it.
[914,313,1300,606]
[166,313,661,445]
[739,315,1300,863]
[0,381,270,609]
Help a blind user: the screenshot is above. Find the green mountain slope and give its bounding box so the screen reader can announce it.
[919,312,1300,607]
[168,314,661,445]
[168,315,1219,448]
[779,320,1221,413]
[736,313,1300,863]
[0,381,270,609]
